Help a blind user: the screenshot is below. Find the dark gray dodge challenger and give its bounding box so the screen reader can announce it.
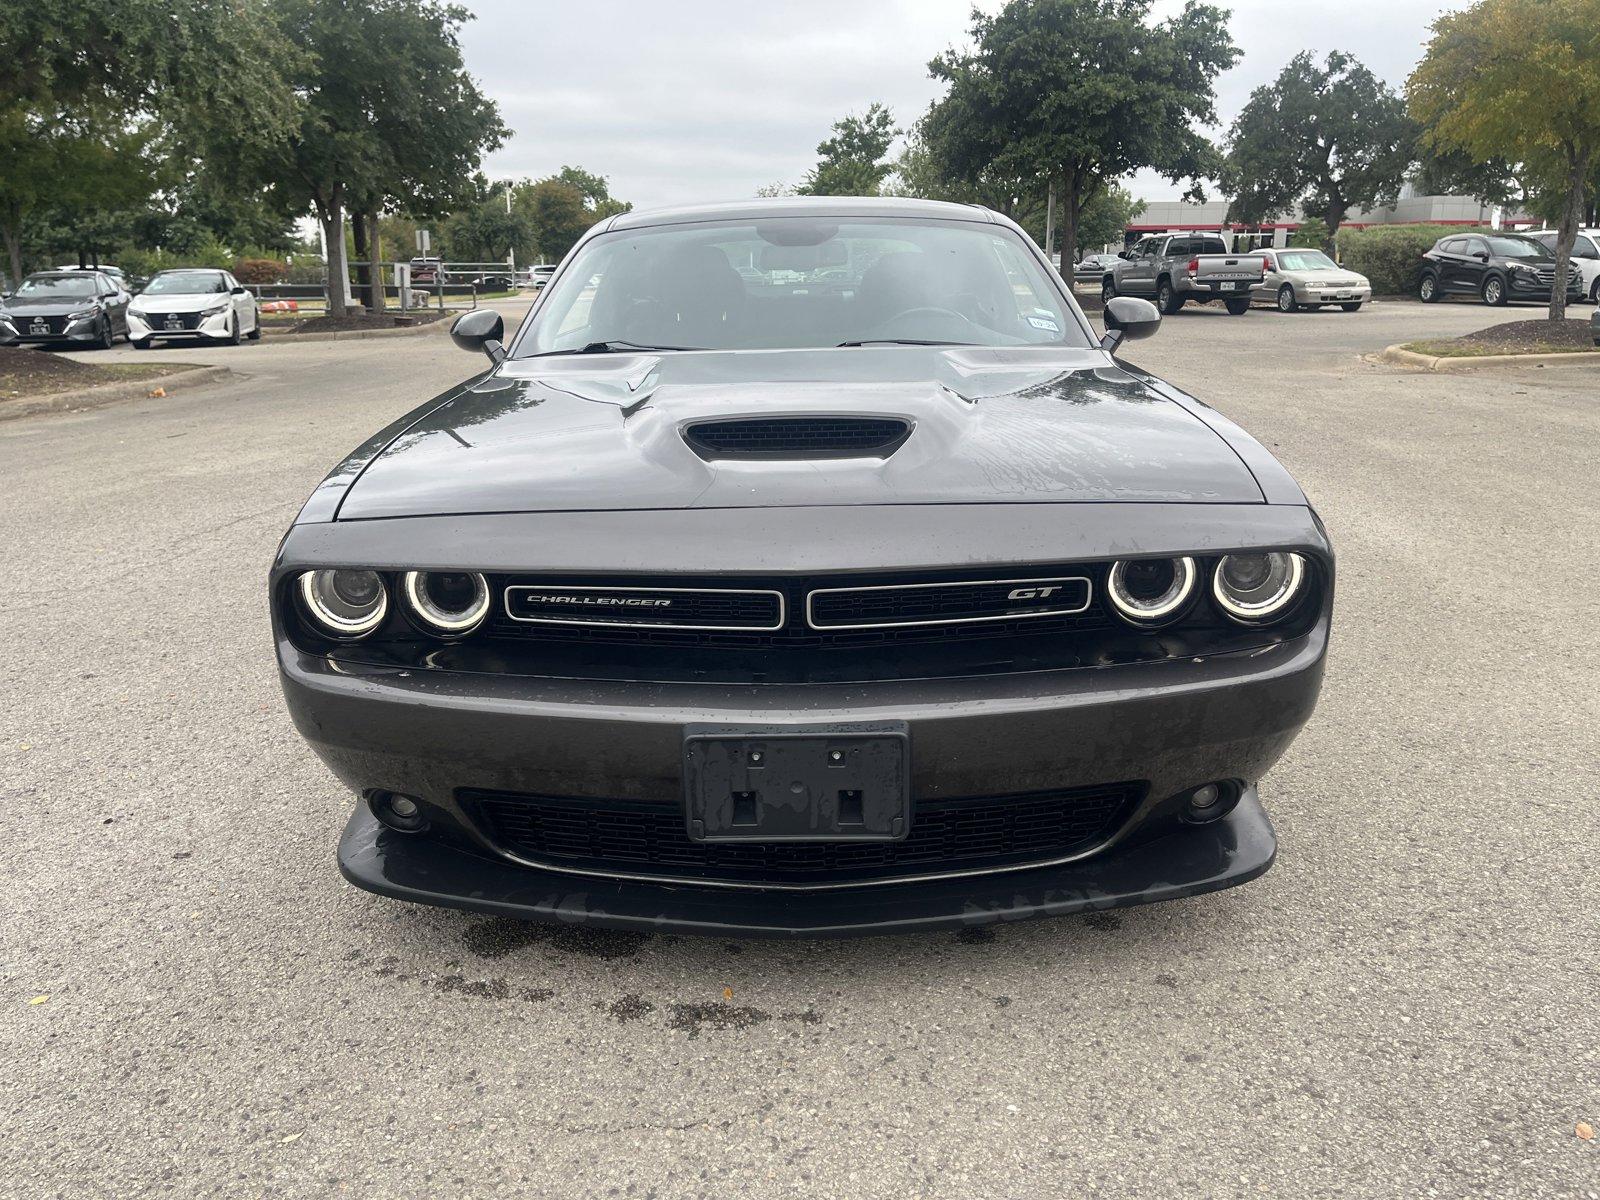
[273,197,1332,937]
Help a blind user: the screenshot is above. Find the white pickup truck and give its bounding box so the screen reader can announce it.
[1103,232,1265,315]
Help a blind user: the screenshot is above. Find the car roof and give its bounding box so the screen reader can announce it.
[602,195,998,232]
[153,267,225,275]
[29,270,104,279]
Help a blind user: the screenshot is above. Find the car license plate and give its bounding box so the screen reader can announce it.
[165,316,183,330]
[30,320,48,335]
[683,722,910,843]
[1220,281,1239,291]
[1336,292,1352,299]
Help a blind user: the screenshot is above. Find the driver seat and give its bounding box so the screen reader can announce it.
[853,251,940,329]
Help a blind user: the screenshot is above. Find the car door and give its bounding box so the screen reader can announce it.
[99,273,129,335]
[225,272,252,331]
[1127,238,1162,295]
[1458,237,1491,293]
[1436,239,1469,293]
[1254,250,1279,302]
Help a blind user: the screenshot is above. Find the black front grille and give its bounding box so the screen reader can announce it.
[155,312,204,330]
[21,315,69,335]
[466,783,1143,885]
[684,417,911,459]
[505,584,782,630]
[809,577,1091,629]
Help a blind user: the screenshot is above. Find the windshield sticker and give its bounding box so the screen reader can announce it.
[1027,315,1061,333]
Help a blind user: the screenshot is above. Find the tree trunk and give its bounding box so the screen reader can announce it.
[366,209,385,314]
[1,222,21,289]
[1059,165,1081,276]
[1323,200,1348,254]
[351,210,370,310]
[1549,147,1590,322]
[318,193,348,319]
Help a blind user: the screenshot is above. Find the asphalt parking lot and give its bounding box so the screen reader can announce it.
[3,297,1596,1198]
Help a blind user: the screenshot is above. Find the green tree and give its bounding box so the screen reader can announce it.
[1224,51,1414,249]
[798,104,900,196]
[238,0,502,317]
[1076,185,1145,254]
[1409,0,1600,320]
[926,0,1237,267]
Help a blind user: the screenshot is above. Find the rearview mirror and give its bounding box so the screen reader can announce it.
[451,308,506,363]
[1100,296,1161,352]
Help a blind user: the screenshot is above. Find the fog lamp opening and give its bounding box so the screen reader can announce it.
[368,790,428,832]
[1179,780,1243,825]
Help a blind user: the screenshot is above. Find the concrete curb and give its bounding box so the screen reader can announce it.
[1377,343,1600,372]
[0,364,233,422]
[263,315,455,343]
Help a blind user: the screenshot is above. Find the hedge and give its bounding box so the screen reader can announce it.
[1335,223,1492,295]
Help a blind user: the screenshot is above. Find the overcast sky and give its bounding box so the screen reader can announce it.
[456,0,1472,209]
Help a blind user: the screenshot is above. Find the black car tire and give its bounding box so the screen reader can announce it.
[1340,302,1363,312]
[95,317,114,350]
[227,314,242,345]
[1419,273,1440,303]
[1276,284,1298,313]
[1482,276,1507,306]
[1590,277,1600,304]
[132,338,153,350]
[246,310,262,340]
[1101,277,1116,304]
[1225,298,1251,316]
[1156,278,1183,315]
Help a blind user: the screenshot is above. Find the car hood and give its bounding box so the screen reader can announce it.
[131,293,230,313]
[335,346,1265,519]
[1282,268,1367,282]
[1,298,100,317]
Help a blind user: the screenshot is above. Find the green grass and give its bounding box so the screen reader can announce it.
[1402,340,1597,358]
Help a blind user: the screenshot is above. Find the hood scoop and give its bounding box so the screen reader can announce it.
[683,415,912,461]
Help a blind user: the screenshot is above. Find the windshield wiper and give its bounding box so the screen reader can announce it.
[530,339,706,357]
[835,338,978,348]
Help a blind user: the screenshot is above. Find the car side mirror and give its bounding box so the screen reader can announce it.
[451,308,506,363]
[231,285,249,295]
[1116,250,1131,260]
[1474,251,1489,261]
[1100,296,1161,351]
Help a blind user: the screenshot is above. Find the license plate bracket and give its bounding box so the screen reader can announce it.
[684,721,910,843]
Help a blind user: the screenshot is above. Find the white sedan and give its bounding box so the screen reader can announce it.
[1252,248,1371,312]
[128,268,261,347]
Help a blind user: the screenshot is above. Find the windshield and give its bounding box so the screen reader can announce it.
[521,217,1085,355]
[14,276,97,301]
[1276,250,1338,271]
[1486,236,1547,259]
[143,271,228,295]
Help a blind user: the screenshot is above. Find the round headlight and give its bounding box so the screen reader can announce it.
[298,569,388,637]
[402,570,489,635]
[1212,552,1307,623]
[1106,556,1197,624]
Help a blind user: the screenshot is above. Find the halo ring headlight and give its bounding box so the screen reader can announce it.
[298,569,388,637]
[1212,552,1307,624]
[1106,556,1198,625]
[402,570,490,635]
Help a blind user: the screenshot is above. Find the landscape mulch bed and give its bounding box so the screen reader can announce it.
[278,310,448,334]
[0,346,198,401]
[1405,317,1597,358]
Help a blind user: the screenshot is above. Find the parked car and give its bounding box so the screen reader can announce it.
[1524,228,1600,303]
[409,257,441,285]
[529,264,556,290]
[1074,252,1120,283]
[473,272,513,293]
[271,196,1331,937]
[1253,248,1371,312]
[128,268,260,347]
[0,269,130,349]
[1418,232,1585,306]
[1105,232,1264,314]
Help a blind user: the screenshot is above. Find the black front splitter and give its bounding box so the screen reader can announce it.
[337,792,1276,939]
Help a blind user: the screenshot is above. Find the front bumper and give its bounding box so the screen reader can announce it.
[0,316,103,345]
[1297,284,1371,304]
[127,309,232,341]
[338,787,1277,937]
[282,621,1325,930]
[1504,278,1585,301]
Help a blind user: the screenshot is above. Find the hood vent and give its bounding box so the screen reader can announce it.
[684,416,912,460]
